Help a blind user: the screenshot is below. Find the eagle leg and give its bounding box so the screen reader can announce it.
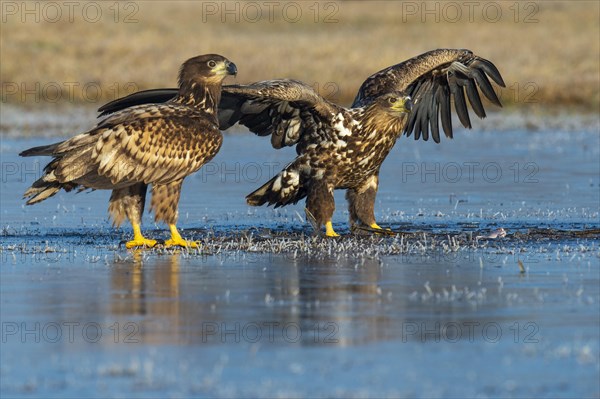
[151,180,200,248]
[306,179,338,237]
[346,174,378,227]
[164,224,201,249]
[347,174,392,235]
[108,184,157,248]
[325,221,340,237]
[126,223,158,249]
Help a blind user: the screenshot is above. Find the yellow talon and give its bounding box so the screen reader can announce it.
[164,224,201,248]
[369,222,394,235]
[325,221,340,237]
[126,238,158,248]
[164,238,201,248]
[126,224,157,248]
[370,223,391,231]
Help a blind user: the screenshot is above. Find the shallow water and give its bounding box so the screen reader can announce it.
[1,113,599,398]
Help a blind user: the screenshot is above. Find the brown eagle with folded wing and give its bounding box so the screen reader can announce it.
[98,49,505,236]
[20,54,237,248]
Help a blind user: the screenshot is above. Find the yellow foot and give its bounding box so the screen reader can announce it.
[325,221,340,237]
[125,237,157,248]
[369,223,394,235]
[164,224,201,248]
[164,238,201,248]
[126,223,157,248]
[370,223,391,231]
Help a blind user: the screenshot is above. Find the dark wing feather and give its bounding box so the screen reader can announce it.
[216,80,340,149]
[463,78,485,118]
[352,49,506,142]
[449,75,471,129]
[98,89,178,117]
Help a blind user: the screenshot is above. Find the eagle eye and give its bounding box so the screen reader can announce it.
[388,97,397,104]
[207,60,217,68]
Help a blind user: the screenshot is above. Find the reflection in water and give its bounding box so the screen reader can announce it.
[109,252,397,346]
[106,251,547,347]
[294,257,393,346]
[111,251,184,344]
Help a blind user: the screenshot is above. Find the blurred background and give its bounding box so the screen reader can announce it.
[1,1,598,112]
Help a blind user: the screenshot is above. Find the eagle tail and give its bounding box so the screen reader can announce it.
[23,158,80,205]
[246,164,305,207]
[20,137,94,205]
[23,182,62,205]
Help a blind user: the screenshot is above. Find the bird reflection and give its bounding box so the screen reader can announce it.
[109,251,399,347]
[269,256,394,347]
[110,251,183,343]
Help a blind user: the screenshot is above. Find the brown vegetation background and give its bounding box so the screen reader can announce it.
[1,1,598,111]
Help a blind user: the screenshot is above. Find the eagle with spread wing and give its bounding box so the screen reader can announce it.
[20,54,237,248]
[98,49,505,236]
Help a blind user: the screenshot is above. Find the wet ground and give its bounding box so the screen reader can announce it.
[1,109,599,398]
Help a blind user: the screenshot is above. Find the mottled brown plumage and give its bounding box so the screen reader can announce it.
[232,84,411,236]
[20,54,237,247]
[96,48,505,236]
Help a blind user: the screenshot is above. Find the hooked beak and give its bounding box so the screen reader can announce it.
[404,97,413,112]
[226,61,237,76]
[391,96,412,113]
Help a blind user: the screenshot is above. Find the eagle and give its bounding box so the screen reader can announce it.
[20,54,237,248]
[98,49,505,237]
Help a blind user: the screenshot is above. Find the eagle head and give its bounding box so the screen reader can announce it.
[375,93,412,115]
[178,54,237,87]
[361,92,412,136]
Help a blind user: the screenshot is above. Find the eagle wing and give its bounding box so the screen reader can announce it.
[97,81,340,150]
[217,79,340,149]
[55,103,220,187]
[352,49,506,143]
[98,89,179,116]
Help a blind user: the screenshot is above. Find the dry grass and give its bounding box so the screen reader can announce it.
[1,1,598,110]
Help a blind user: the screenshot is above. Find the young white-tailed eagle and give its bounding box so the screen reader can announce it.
[20,54,237,247]
[97,49,505,236]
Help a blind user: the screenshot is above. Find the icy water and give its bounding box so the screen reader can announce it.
[1,112,599,398]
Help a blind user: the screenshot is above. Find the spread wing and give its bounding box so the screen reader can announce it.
[98,80,341,150]
[217,80,340,149]
[53,104,221,187]
[352,49,506,143]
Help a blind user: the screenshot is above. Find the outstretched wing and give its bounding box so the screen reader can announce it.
[218,79,340,149]
[352,49,506,143]
[98,80,340,150]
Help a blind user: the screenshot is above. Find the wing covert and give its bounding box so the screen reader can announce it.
[92,104,221,185]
